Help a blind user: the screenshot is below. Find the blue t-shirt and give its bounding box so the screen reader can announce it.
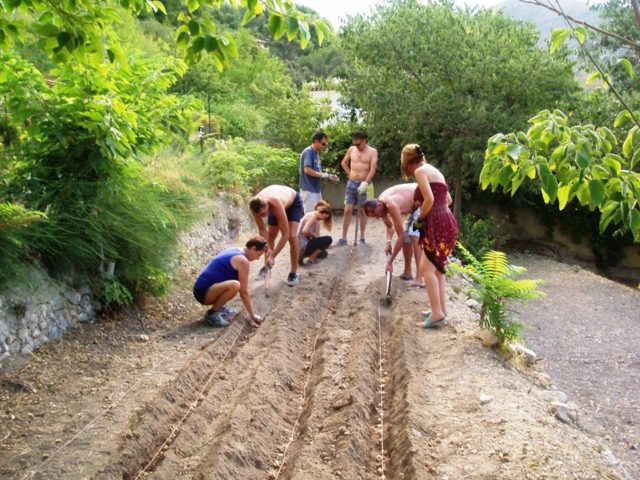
[193,247,242,290]
[299,145,321,193]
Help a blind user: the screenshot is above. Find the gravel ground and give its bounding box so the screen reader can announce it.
[512,252,640,479]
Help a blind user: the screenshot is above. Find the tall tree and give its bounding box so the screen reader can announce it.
[340,0,577,218]
[481,1,640,242]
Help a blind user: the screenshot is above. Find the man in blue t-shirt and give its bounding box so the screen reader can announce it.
[299,130,339,212]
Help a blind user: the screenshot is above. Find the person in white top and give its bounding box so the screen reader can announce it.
[297,200,333,266]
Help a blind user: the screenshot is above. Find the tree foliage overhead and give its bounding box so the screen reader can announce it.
[340,0,577,217]
[0,0,333,68]
[481,0,640,243]
[0,0,337,299]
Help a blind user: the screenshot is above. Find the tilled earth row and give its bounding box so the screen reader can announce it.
[1,214,629,479]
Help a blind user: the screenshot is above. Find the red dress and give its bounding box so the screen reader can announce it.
[414,183,458,273]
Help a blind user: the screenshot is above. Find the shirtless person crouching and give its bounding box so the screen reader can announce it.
[249,185,303,287]
[337,131,378,246]
[363,183,424,287]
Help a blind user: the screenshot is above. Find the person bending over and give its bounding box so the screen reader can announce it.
[193,236,267,328]
[363,182,423,286]
[249,185,303,287]
[297,200,333,266]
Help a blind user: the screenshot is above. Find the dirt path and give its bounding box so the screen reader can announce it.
[513,252,640,479]
[0,204,630,479]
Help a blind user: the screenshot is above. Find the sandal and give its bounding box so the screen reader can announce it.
[422,317,447,329]
[399,274,413,281]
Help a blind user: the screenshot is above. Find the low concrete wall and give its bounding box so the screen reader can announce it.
[471,203,640,281]
[321,178,401,210]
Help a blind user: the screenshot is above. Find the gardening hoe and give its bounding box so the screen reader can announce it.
[264,266,272,298]
[354,198,361,246]
[385,252,392,305]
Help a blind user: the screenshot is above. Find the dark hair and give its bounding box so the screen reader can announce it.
[312,130,327,143]
[246,236,268,250]
[249,197,267,213]
[352,131,368,141]
[363,199,380,215]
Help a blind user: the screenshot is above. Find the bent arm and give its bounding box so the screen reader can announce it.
[302,216,318,238]
[364,149,378,184]
[416,170,434,219]
[304,166,323,178]
[340,147,353,176]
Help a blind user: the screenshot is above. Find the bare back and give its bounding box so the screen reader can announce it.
[257,185,297,209]
[379,183,418,214]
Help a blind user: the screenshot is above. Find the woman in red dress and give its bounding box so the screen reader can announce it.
[401,144,458,328]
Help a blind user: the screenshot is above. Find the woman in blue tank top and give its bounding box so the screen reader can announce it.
[193,236,267,328]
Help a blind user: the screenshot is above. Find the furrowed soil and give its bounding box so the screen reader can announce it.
[0,199,635,479]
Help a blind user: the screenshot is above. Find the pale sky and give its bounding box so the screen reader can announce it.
[296,0,505,28]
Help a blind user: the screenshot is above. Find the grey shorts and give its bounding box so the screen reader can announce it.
[404,208,420,242]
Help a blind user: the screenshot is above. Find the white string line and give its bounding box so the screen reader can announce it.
[134,321,246,479]
[377,299,386,479]
[274,284,342,479]
[21,349,176,480]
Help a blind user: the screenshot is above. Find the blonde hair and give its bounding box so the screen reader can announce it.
[314,200,332,231]
[400,144,425,180]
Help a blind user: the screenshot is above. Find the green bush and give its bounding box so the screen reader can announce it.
[205,139,298,194]
[0,50,197,303]
[456,212,505,261]
[0,203,47,285]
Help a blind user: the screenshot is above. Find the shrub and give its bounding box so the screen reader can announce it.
[450,242,544,347]
[456,212,505,261]
[205,139,298,194]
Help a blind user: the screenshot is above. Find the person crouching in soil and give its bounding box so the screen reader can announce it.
[193,236,267,328]
[297,200,333,266]
[401,144,458,328]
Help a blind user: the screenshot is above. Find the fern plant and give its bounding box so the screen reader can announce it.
[450,242,545,346]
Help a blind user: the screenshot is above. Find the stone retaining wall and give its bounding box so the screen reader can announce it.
[0,269,98,362]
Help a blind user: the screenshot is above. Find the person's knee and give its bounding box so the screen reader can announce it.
[230,280,241,293]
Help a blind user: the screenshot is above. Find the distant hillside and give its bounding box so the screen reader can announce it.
[493,0,601,42]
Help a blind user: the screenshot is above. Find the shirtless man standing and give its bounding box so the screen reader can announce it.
[337,131,378,246]
[249,185,304,287]
[363,183,424,287]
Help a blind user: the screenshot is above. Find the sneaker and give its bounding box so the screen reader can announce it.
[204,311,229,327]
[317,250,329,259]
[286,272,298,287]
[359,238,366,245]
[336,238,348,246]
[219,304,238,316]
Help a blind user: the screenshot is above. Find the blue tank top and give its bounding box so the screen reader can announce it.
[194,247,242,290]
